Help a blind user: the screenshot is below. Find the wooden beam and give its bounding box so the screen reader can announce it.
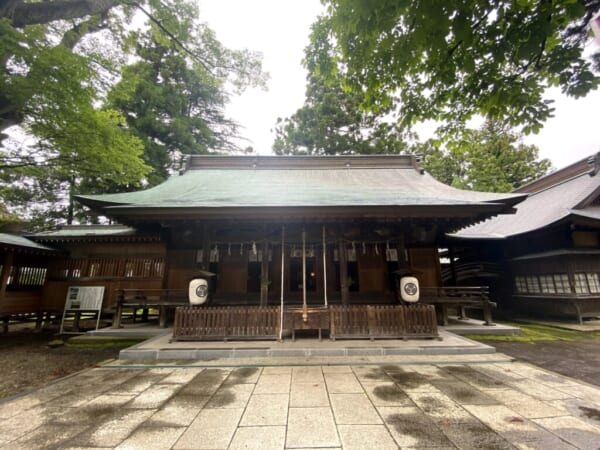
[338,227,349,306]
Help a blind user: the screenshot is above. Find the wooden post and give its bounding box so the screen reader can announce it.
[322,225,328,307]
[302,229,308,321]
[260,239,269,306]
[449,246,458,286]
[279,225,285,341]
[0,253,13,332]
[0,252,13,303]
[338,234,349,306]
[201,224,210,271]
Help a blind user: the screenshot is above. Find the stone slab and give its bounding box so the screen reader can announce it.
[174,408,244,449]
[240,393,289,426]
[286,407,340,448]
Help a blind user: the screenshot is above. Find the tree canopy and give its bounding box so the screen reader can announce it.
[0,0,267,228]
[417,120,552,192]
[273,17,411,155]
[323,0,600,135]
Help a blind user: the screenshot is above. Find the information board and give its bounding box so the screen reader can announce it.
[60,286,105,333]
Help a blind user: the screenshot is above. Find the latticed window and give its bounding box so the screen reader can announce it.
[526,276,540,293]
[573,273,589,294]
[553,274,570,293]
[7,266,47,287]
[586,273,600,293]
[49,257,165,280]
[539,275,556,294]
[514,276,527,293]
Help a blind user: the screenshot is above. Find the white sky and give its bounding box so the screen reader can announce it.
[197,0,600,170]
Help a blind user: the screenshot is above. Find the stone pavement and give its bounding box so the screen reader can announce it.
[1,357,600,449]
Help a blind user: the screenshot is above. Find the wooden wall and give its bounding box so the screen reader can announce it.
[408,248,441,287]
[43,241,166,312]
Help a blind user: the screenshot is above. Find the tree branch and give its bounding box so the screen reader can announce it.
[7,0,123,28]
[129,1,214,74]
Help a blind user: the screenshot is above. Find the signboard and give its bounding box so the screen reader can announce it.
[60,286,105,333]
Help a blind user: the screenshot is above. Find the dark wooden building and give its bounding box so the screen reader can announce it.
[0,233,55,329]
[25,155,521,321]
[452,154,600,323]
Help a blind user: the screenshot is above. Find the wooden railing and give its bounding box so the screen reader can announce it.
[420,286,496,325]
[113,289,187,328]
[172,306,281,341]
[329,304,438,340]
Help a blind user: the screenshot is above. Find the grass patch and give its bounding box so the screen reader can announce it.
[465,322,600,343]
[65,337,146,349]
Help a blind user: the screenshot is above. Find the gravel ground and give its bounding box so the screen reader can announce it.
[1,325,598,400]
[480,338,600,387]
[0,327,121,399]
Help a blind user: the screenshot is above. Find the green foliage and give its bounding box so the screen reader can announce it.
[273,17,411,155]
[0,0,267,228]
[418,120,552,192]
[323,0,600,135]
[109,0,266,184]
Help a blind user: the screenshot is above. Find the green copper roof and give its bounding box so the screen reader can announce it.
[0,233,55,251]
[30,225,137,238]
[76,155,524,211]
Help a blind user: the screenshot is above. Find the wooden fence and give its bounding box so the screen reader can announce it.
[329,304,438,340]
[172,306,281,341]
[172,304,438,341]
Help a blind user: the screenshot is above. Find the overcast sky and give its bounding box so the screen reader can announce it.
[197,0,600,170]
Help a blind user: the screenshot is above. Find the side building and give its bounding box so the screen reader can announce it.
[452,153,600,323]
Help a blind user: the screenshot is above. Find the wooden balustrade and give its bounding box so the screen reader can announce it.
[113,288,188,328]
[420,286,496,325]
[329,304,438,340]
[172,306,281,341]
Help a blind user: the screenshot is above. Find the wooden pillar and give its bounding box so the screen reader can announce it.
[0,252,13,331]
[279,225,285,341]
[0,252,13,301]
[201,224,210,271]
[449,246,457,286]
[396,235,407,267]
[338,231,349,306]
[302,229,308,321]
[322,225,328,307]
[260,239,269,306]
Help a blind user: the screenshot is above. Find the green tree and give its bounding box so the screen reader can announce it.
[418,121,552,192]
[109,0,266,183]
[0,0,266,228]
[1,1,126,28]
[0,13,150,228]
[323,0,600,135]
[1,108,150,227]
[273,17,411,155]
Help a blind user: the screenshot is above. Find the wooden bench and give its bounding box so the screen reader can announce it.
[113,289,188,328]
[420,286,496,326]
[172,306,281,341]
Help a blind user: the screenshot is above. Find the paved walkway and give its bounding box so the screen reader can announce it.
[1,358,600,449]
